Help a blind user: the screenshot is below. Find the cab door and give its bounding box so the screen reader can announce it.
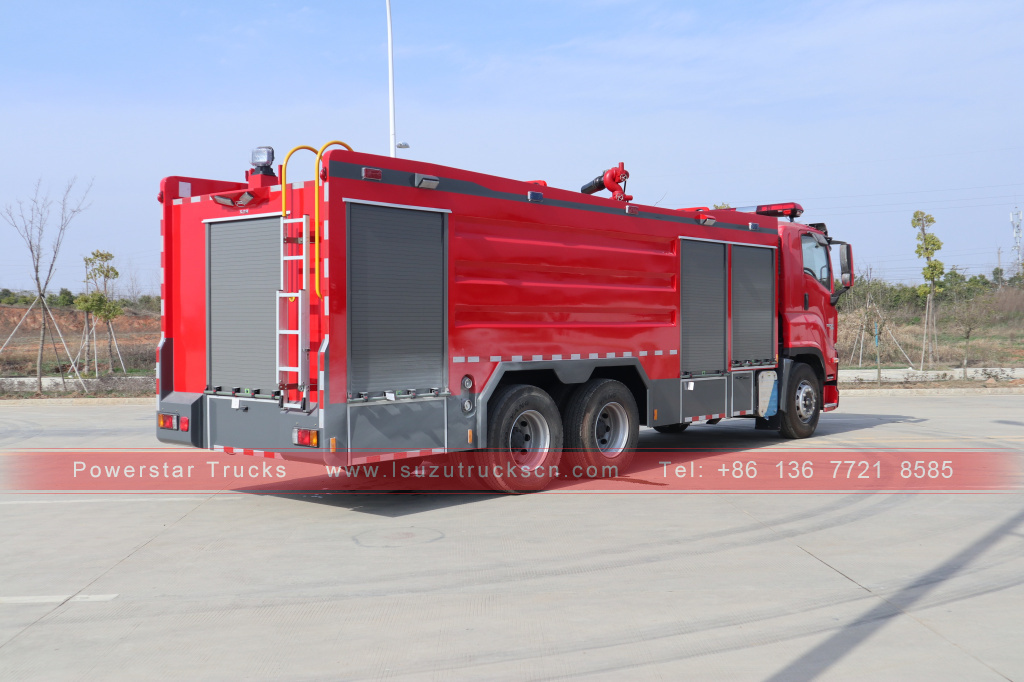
[799,232,838,380]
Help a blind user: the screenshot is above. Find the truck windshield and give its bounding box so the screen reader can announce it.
[801,234,831,289]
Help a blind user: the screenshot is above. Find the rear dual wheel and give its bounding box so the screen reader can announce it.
[466,379,639,492]
[466,384,564,493]
[563,378,638,478]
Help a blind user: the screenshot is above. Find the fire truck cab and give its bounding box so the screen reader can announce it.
[155,144,854,491]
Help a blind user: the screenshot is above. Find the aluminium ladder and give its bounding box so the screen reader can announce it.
[276,215,310,409]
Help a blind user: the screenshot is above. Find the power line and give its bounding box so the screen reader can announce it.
[812,200,1017,217]
[800,181,1024,201]
[813,193,1021,212]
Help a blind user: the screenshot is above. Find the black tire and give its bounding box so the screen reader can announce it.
[779,363,821,439]
[653,423,689,434]
[563,379,638,478]
[473,384,564,493]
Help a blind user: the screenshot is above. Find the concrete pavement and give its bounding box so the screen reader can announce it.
[0,396,1022,680]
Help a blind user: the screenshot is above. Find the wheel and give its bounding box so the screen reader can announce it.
[653,423,689,434]
[779,363,821,439]
[564,378,638,477]
[474,384,564,493]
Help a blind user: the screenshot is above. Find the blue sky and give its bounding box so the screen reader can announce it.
[2,0,1023,292]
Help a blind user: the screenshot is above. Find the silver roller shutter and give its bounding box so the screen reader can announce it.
[680,239,726,376]
[348,203,445,394]
[731,245,775,365]
[207,217,280,395]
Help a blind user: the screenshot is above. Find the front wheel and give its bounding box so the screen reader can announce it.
[779,363,821,439]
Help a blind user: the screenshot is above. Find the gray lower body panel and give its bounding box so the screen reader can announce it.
[650,378,682,426]
[682,377,728,420]
[206,396,321,461]
[348,400,446,453]
[732,372,754,414]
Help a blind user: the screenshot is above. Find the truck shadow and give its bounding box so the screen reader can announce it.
[238,411,920,517]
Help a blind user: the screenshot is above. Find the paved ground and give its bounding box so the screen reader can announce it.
[1,396,1022,680]
[839,367,1024,383]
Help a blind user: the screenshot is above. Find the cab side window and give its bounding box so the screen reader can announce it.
[801,234,831,289]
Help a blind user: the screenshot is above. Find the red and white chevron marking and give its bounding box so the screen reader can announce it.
[214,445,284,460]
[351,448,447,465]
[684,413,725,423]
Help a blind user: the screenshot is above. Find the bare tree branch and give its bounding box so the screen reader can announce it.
[1,178,92,391]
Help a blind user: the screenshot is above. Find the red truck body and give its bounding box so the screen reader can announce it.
[156,146,850,490]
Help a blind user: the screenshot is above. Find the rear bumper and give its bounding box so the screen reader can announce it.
[156,393,474,465]
[157,393,323,463]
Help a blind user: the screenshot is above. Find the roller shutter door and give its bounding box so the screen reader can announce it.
[348,203,445,394]
[680,239,726,376]
[207,217,280,395]
[731,245,775,366]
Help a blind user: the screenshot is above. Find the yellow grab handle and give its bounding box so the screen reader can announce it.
[280,145,317,218]
[314,141,354,299]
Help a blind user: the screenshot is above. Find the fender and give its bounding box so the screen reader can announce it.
[475,358,652,445]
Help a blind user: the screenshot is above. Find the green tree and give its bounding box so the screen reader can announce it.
[913,210,943,368]
[992,267,1005,287]
[56,287,75,307]
[75,250,124,374]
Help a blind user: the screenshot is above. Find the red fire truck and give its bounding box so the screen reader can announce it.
[155,142,854,491]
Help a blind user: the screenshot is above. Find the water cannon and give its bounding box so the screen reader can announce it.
[581,162,633,202]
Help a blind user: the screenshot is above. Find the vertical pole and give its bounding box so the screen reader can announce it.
[857,320,865,366]
[92,318,99,377]
[875,322,881,386]
[919,293,929,371]
[386,0,397,158]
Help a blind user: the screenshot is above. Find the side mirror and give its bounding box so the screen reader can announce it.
[840,243,854,287]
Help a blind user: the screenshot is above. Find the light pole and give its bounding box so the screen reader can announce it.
[386,0,397,158]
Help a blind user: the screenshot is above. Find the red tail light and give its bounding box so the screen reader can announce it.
[292,428,319,447]
[157,413,178,430]
[179,417,190,432]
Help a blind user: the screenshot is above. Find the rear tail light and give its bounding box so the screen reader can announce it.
[292,428,319,448]
[179,417,190,432]
[157,413,178,430]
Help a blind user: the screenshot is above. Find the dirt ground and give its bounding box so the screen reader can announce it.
[0,305,159,377]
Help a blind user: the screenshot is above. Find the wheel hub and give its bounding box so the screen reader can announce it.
[508,409,551,470]
[593,401,629,457]
[794,380,817,423]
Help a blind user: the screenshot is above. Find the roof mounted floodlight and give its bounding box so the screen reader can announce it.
[251,146,275,176]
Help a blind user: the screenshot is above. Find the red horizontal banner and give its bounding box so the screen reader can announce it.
[2,449,1018,493]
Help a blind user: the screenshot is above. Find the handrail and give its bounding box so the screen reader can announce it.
[280,145,318,218]
[313,140,354,298]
